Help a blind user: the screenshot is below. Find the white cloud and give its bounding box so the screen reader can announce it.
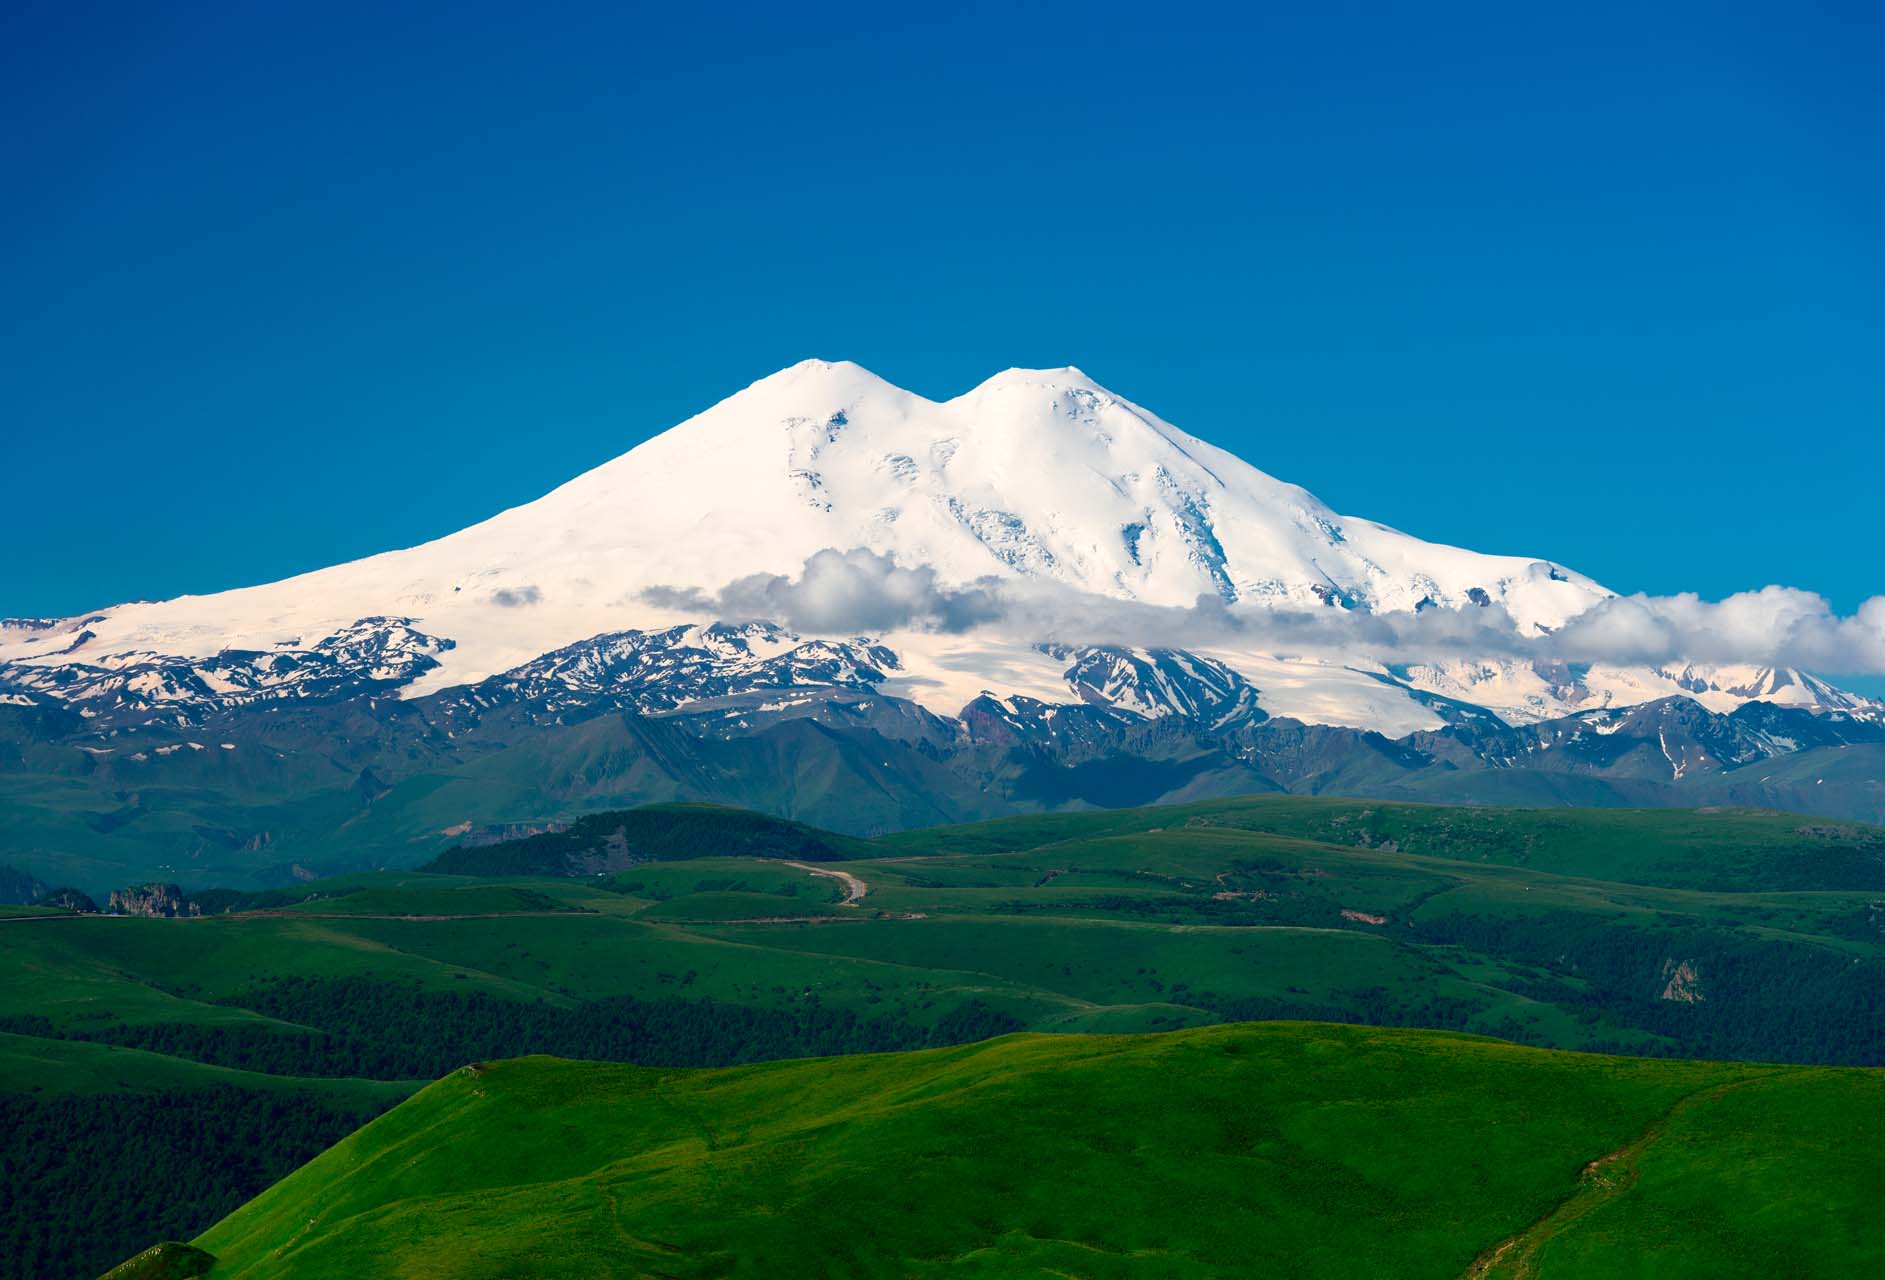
[646,549,1885,676]
[1551,587,1885,674]
[644,548,1003,634]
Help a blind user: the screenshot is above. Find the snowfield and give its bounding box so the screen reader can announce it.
[0,360,1872,731]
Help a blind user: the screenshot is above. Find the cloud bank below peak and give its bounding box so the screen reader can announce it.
[641,548,1885,678]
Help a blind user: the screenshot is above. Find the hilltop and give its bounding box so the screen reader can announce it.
[172,1023,1884,1277]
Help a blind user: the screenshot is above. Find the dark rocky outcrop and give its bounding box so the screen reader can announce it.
[99,1240,216,1279]
[42,887,99,913]
[107,884,201,918]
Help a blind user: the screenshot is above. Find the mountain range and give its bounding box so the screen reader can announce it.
[3,360,1881,891]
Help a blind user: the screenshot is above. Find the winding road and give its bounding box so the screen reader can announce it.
[786,861,868,907]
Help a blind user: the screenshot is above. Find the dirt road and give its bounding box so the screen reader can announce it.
[785,861,868,907]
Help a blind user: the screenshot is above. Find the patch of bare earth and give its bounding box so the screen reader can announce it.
[1459,1073,1778,1278]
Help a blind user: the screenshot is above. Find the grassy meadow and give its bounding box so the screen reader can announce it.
[189,1023,1885,1279]
[4,795,1882,1276]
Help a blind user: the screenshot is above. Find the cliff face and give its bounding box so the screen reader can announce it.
[106,883,200,918]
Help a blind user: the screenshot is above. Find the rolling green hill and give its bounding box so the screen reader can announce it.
[7,796,1884,1277]
[419,802,875,876]
[13,798,1883,1067]
[184,1023,1884,1278]
[872,795,1885,891]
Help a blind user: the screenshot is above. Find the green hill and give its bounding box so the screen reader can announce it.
[8,796,1885,1276]
[183,1022,1882,1278]
[419,802,875,876]
[873,795,1885,892]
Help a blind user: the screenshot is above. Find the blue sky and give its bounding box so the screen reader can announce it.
[4,0,1880,623]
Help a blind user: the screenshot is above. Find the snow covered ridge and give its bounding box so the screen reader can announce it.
[1424,694,1885,782]
[1396,658,1885,726]
[0,618,452,729]
[1052,645,1265,731]
[1,359,1880,732]
[0,615,1291,736]
[431,622,900,720]
[327,624,1280,733]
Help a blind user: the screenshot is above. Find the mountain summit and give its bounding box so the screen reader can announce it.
[0,361,1871,730]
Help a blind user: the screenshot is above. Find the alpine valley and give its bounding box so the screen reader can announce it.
[5,360,1883,894]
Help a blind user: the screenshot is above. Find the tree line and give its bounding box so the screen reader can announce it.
[4,979,1023,1083]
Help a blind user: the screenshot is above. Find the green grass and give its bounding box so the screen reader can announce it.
[874,796,1885,892]
[8,797,1882,1277]
[0,1031,415,1101]
[632,890,850,921]
[264,877,599,917]
[187,1022,1884,1279]
[1512,1068,1885,1276]
[4,797,1881,1070]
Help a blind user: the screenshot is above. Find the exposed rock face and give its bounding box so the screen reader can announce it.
[107,883,200,918]
[452,820,572,848]
[427,622,899,726]
[1057,645,1266,730]
[42,887,99,913]
[1660,958,1705,1003]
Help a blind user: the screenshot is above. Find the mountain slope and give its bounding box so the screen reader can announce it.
[183,1024,1884,1279]
[7,666,1885,895]
[5,361,1875,738]
[3,360,1879,893]
[2,361,1613,706]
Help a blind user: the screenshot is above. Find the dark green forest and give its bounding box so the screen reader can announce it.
[1,981,1022,1083]
[0,986,1021,1280]
[1,1088,378,1280]
[422,803,869,877]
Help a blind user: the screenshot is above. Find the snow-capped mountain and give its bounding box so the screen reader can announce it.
[0,360,1874,734]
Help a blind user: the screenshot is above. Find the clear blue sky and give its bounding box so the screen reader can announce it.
[4,0,1880,620]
